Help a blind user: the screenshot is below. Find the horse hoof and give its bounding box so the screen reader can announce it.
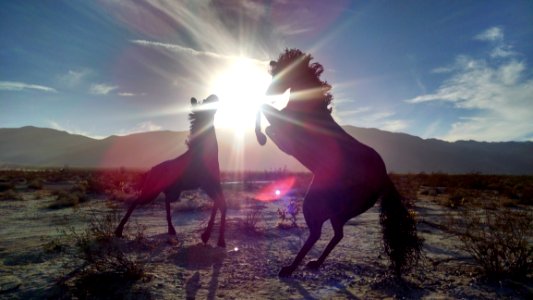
[168,228,177,236]
[278,266,294,277]
[306,260,321,270]
[256,132,267,146]
[114,229,123,238]
[217,240,226,248]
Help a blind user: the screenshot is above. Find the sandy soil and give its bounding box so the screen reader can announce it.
[0,183,531,299]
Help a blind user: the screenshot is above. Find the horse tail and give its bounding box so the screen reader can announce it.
[379,177,422,276]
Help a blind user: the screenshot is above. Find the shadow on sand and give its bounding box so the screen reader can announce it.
[170,243,226,300]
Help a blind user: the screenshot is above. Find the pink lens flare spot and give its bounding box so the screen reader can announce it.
[255,177,296,202]
[234,247,239,251]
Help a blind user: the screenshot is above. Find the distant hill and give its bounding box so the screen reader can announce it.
[1,126,532,174]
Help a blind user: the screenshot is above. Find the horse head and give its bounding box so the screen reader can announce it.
[188,94,219,148]
[191,94,219,115]
[255,49,333,146]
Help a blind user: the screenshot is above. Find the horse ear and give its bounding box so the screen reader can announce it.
[191,97,198,106]
[205,94,218,103]
[269,61,277,75]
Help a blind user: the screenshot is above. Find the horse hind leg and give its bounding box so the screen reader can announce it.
[279,219,323,277]
[115,201,139,237]
[306,216,345,270]
[164,190,180,236]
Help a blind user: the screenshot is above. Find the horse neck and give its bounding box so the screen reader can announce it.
[284,80,328,114]
[189,122,218,152]
[279,109,349,173]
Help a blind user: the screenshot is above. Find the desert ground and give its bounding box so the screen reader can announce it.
[0,170,531,299]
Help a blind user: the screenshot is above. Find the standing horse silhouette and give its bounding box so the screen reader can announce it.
[255,49,421,277]
[115,95,227,247]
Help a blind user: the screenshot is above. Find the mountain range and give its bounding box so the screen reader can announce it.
[1,126,532,174]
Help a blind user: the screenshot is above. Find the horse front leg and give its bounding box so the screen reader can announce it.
[255,110,267,145]
[279,188,327,277]
[202,184,226,247]
[255,104,287,146]
[201,200,218,245]
[216,190,227,247]
[306,216,345,270]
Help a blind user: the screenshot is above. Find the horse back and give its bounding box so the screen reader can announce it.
[138,152,191,202]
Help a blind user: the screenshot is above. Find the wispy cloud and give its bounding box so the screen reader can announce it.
[475,26,504,42]
[118,92,145,97]
[89,83,118,95]
[475,26,514,58]
[57,69,92,87]
[406,27,532,141]
[0,81,57,93]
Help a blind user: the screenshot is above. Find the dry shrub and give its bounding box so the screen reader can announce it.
[0,189,21,201]
[173,192,212,212]
[28,178,43,190]
[48,183,89,209]
[449,206,532,280]
[0,180,14,192]
[239,203,265,234]
[65,209,147,296]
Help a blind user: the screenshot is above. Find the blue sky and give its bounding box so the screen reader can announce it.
[1,0,532,141]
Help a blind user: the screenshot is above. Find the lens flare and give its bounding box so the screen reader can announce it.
[255,177,296,202]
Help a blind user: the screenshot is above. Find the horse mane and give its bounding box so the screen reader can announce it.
[270,48,333,114]
[186,105,215,149]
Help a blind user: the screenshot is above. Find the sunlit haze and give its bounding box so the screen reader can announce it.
[209,58,284,136]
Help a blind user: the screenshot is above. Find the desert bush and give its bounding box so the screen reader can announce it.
[445,190,465,209]
[108,189,134,203]
[0,189,21,201]
[66,209,147,285]
[173,192,212,212]
[277,199,300,229]
[41,235,66,254]
[47,183,90,209]
[28,178,43,190]
[239,203,265,234]
[448,206,533,280]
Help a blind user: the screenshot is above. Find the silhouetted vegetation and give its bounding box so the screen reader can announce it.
[64,209,148,298]
[447,206,532,280]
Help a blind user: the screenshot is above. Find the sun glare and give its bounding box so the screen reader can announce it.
[209,57,285,136]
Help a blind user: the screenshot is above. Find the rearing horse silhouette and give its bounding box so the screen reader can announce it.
[115,95,226,247]
[255,49,421,277]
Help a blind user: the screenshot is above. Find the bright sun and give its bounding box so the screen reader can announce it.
[209,57,286,136]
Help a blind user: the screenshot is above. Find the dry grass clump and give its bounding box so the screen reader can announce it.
[448,206,532,280]
[27,178,43,189]
[62,209,148,298]
[0,189,22,201]
[47,183,89,209]
[172,191,212,212]
[0,178,15,192]
[277,199,300,229]
[237,202,266,235]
